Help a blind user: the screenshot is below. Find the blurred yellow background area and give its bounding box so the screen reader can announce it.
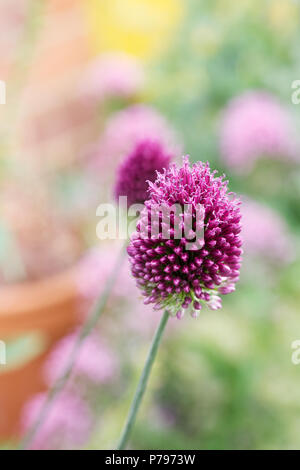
[83,0,183,59]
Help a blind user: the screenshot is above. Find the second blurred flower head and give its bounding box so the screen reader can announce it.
[114,139,173,206]
[90,104,182,176]
[82,52,145,102]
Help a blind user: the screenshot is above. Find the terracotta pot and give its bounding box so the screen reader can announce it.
[0,266,81,440]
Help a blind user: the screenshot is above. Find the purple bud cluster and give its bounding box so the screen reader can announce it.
[114,140,172,206]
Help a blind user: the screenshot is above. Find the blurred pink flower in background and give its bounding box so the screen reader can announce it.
[241,199,293,263]
[220,91,296,172]
[90,105,182,176]
[127,301,178,339]
[44,330,118,386]
[20,391,92,450]
[77,243,137,305]
[82,52,145,102]
[77,242,178,337]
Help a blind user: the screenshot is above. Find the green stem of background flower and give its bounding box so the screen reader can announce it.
[117,309,170,450]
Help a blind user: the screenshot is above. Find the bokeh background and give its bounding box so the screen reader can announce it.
[0,0,300,450]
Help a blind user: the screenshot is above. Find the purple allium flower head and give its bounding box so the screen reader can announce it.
[114,139,172,206]
[220,91,296,172]
[241,199,293,264]
[127,157,242,318]
[20,391,92,450]
[82,52,144,102]
[43,330,118,387]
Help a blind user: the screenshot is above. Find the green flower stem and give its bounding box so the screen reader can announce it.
[19,242,127,450]
[117,309,170,450]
